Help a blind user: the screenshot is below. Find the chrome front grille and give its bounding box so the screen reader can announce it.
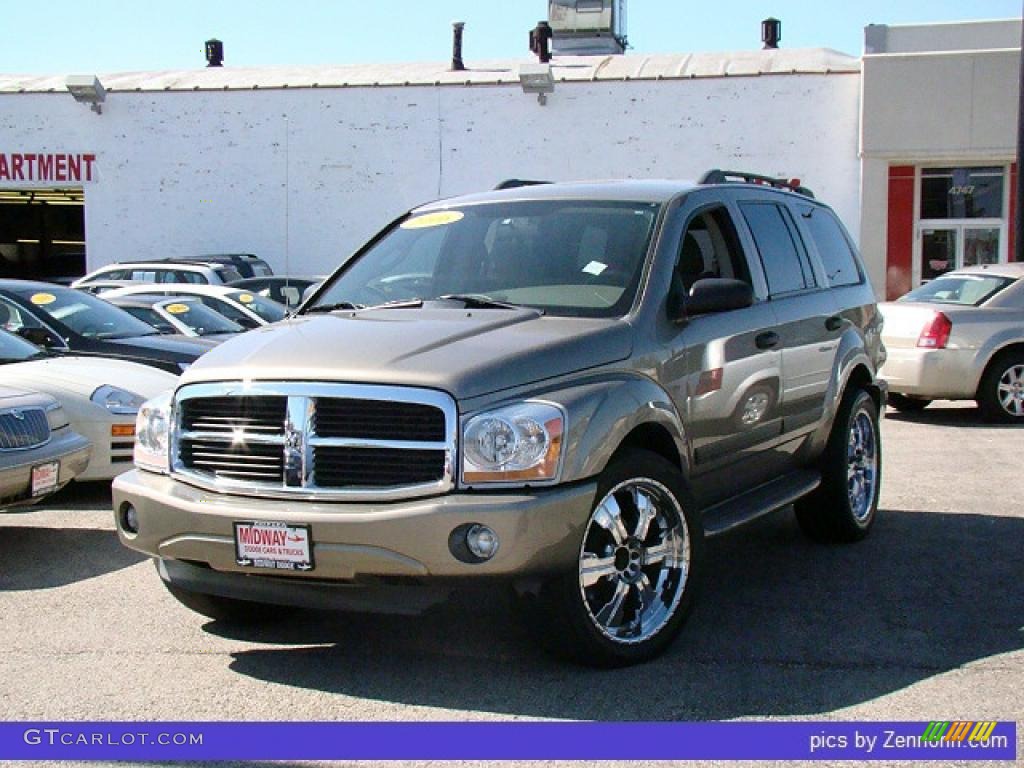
[0,408,50,451]
[172,382,456,500]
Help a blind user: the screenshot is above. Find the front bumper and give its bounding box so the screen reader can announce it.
[112,470,597,604]
[879,346,978,399]
[0,428,91,510]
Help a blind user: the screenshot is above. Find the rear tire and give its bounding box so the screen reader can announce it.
[977,352,1024,423]
[535,450,703,668]
[887,393,931,413]
[795,389,881,543]
[163,581,294,624]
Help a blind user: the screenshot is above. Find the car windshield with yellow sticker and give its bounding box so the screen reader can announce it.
[306,200,660,318]
[7,284,159,340]
[157,299,244,336]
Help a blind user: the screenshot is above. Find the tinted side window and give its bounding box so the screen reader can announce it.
[802,206,862,287]
[739,202,810,296]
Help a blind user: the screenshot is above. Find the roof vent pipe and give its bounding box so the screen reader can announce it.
[761,18,781,49]
[530,21,553,63]
[205,38,224,67]
[451,21,466,71]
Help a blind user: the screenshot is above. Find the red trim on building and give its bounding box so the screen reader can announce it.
[886,165,915,300]
[1009,162,1017,262]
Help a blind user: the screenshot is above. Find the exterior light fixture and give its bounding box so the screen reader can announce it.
[65,75,106,115]
[518,63,554,106]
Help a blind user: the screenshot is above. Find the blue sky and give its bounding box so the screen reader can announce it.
[4,1,1021,74]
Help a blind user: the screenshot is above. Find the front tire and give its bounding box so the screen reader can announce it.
[795,389,881,543]
[538,450,703,667]
[977,352,1024,423]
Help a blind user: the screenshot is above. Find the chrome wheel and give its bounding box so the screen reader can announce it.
[578,478,691,645]
[996,363,1024,418]
[847,410,878,522]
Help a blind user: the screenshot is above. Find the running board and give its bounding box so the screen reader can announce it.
[701,469,821,537]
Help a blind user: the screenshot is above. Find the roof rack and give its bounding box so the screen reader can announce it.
[494,179,552,190]
[699,169,815,199]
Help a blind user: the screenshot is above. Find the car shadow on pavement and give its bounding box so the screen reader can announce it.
[221,508,1023,720]
[885,404,1021,429]
[0,527,144,591]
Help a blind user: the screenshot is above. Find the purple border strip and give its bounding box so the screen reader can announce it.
[0,721,1016,761]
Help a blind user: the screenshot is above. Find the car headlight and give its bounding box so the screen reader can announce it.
[462,401,565,486]
[134,391,173,474]
[91,385,146,415]
[44,401,69,430]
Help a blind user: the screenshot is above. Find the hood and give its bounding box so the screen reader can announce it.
[0,356,178,400]
[182,306,634,400]
[106,334,219,358]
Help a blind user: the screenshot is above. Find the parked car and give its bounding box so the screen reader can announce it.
[0,280,217,374]
[228,276,321,309]
[105,294,245,341]
[98,284,288,329]
[879,262,1024,421]
[71,260,243,289]
[0,329,177,481]
[197,253,274,279]
[1,386,90,510]
[113,173,886,667]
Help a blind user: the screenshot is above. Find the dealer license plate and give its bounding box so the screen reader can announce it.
[31,461,59,497]
[233,521,314,571]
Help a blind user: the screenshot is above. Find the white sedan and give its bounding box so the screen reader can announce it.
[0,329,177,480]
[97,283,288,329]
[879,263,1024,422]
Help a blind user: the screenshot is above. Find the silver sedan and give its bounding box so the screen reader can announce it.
[879,263,1024,422]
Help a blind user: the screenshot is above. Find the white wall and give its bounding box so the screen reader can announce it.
[0,73,861,277]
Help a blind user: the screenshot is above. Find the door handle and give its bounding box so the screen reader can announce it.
[755,331,779,350]
[825,315,843,331]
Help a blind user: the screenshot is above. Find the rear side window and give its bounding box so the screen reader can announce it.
[739,202,815,296]
[216,267,243,283]
[802,206,862,287]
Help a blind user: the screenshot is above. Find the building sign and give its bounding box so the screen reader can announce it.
[0,153,96,182]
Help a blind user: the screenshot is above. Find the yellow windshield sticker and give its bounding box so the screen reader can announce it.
[238,293,254,303]
[165,303,190,315]
[30,292,56,306]
[400,210,464,229]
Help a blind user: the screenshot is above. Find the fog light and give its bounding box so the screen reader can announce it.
[120,503,139,534]
[465,524,499,560]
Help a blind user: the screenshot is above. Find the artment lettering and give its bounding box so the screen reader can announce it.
[0,153,96,182]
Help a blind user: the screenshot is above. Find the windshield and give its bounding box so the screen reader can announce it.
[158,300,244,336]
[226,291,288,322]
[900,274,1015,306]
[0,328,46,362]
[307,200,661,318]
[8,285,158,339]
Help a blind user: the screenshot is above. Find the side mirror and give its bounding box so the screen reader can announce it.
[669,278,754,322]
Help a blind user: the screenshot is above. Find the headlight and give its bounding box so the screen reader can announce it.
[91,385,145,415]
[134,391,173,474]
[44,401,69,430]
[462,401,565,486]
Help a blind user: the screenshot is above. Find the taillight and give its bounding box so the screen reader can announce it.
[917,311,952,349]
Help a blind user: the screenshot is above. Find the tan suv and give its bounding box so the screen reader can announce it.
[113,173,886,666]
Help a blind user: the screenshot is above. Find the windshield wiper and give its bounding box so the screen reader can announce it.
[436,294,522,310]
[304,301,365,313]
[360,298,425,310]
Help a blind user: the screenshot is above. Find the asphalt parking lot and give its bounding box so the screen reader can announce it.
[1,402,1021,746]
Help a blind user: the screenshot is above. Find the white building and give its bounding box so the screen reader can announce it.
[0,18,1019,299]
